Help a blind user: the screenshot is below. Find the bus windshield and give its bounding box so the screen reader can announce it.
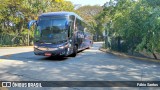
[35,17,68,44]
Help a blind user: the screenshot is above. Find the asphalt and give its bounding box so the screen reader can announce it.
[0,42,160,90]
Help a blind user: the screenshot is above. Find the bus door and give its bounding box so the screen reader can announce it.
[67,15,75,54]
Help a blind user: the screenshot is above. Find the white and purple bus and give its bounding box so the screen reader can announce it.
[28,12,93,57]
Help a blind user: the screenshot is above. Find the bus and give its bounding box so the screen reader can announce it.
[28,11,93,57]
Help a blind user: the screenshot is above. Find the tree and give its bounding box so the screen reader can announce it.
[76,5,103,34]
[97,0,160,59]
[0,0,74,46]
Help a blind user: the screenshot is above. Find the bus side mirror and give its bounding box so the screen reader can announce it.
[65,20,72,28]
[28,20,37,30]
[68,21,73,26]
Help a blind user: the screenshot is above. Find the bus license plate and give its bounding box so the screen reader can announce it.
[45,53,52,56]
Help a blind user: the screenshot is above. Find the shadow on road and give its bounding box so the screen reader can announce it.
[0,51,69,62]
[41,56,69,61]
[0,42,160,82]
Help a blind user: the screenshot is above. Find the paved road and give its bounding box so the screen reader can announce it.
[0,42,160,90]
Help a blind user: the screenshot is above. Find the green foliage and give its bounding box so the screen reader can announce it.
[76,5,103,34]
[0,0,74,46]
[97,0,160,59]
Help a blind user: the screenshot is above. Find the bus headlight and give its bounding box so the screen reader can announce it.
[34,45,38,48]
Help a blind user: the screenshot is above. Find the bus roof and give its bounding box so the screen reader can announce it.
[40,11,83,21]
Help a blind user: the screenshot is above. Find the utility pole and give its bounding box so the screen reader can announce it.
[103,20,112,49]
[103,23,108,48]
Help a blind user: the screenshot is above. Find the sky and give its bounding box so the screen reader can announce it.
[65,0,109,6]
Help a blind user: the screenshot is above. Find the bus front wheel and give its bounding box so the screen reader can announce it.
[70,45,78,57]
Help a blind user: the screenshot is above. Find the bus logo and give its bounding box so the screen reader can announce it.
[2,82,11,87]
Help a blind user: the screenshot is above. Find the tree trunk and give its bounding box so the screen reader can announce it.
[117,36,121,51]
[152,52,158,60]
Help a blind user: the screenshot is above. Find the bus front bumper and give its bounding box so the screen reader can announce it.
[34,47,68,57]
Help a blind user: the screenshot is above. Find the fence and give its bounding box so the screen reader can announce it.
[0,33,33,46]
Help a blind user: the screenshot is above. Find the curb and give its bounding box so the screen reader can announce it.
[0,87,8,90]
[0,46,33,49]
[99,48,160,63]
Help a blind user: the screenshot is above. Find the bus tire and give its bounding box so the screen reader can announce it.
[70,45,77,57]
